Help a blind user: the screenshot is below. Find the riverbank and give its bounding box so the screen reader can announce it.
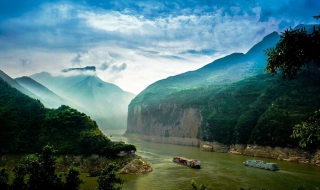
[123,133,320,166]
[200,141,320,166]
[0,154,153,174]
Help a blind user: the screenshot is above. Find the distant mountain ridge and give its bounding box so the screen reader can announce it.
[15,76,72,109]
[29,69,135,131]
[131,31,280,104]
[0,70,40,100]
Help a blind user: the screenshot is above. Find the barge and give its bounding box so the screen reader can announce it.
[243,160,279,171]
[173,156,201,169]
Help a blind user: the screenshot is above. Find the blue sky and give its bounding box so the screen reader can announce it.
[0,0,319,94]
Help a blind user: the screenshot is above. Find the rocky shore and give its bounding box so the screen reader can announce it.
[118,157,153,174]
[201,141,320,166]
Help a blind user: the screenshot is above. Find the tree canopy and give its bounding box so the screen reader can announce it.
[264,25,320,79]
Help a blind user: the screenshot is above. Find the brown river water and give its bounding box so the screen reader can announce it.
[84,131,320,190]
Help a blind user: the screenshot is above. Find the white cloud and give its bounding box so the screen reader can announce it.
[0,0,316,94]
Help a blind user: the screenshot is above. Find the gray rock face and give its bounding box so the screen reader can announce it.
[126,104,202,146]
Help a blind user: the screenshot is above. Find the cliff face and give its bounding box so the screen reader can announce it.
[126,103,202,146]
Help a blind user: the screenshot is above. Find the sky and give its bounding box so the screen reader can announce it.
[0,0,319,94]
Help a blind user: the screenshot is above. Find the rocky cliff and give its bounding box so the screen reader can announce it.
[125,104,202,146]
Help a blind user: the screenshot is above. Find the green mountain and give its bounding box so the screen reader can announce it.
[126,31,320,148]
[131,31,280,105]
[29,68,135,131]
[0,76,114,155]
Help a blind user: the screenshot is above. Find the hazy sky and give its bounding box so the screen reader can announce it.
[0,0,319,94]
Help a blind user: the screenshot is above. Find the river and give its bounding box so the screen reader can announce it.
[97,132,320,190]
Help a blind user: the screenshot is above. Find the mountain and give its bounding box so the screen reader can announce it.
[131,31,280,105]
[125,31,320,148]
[0,70,40,100]
[15,76,71,108]
[0,77,113,155]
[30,68,135,131]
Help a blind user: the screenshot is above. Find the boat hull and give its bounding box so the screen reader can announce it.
[244,160,279,171]
[173,156,201,169]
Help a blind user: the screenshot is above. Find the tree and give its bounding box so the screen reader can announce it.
[97,163,124,190]
[264,25,320,79]
[5,145,83,190]
[64,164,84,190]
[291,109,320,148]
[264,16,320,148]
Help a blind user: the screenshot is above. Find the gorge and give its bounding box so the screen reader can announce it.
[125,30,320,166]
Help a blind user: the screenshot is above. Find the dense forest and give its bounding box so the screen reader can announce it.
[0,78,135,155]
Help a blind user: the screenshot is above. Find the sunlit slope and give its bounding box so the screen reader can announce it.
[132,31,280,104]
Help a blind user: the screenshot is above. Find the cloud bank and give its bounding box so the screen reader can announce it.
[0,0,318,94]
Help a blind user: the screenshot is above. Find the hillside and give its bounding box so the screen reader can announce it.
[131,31,280,105]
[29,68,135,130]
[0,70,40,101]
[0,77,135,155]
[15,76,72,109]
[125,31,320,149]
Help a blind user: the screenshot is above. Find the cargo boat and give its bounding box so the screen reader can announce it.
[173,156,201,169]
[243,160,279,171]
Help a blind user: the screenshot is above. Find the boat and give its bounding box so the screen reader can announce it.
[173,156,201,169]
[243,160,279,171]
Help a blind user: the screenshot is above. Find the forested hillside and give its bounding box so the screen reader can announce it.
[128,71,320,148]
[0,78,135,155]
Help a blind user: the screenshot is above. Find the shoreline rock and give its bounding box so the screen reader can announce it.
[200,141,320,166]
[118,158,153,174]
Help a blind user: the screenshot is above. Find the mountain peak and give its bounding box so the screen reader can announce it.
[245,31,280,57]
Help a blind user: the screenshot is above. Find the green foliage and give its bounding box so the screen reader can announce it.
[6,145,82,190]
[0,78,136,156]
[97,162,124,190]
[264,26,320,79]
[264,18,320,149]
[131,70,320,147]
[64,164,84,190]
[292,109,320,148]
